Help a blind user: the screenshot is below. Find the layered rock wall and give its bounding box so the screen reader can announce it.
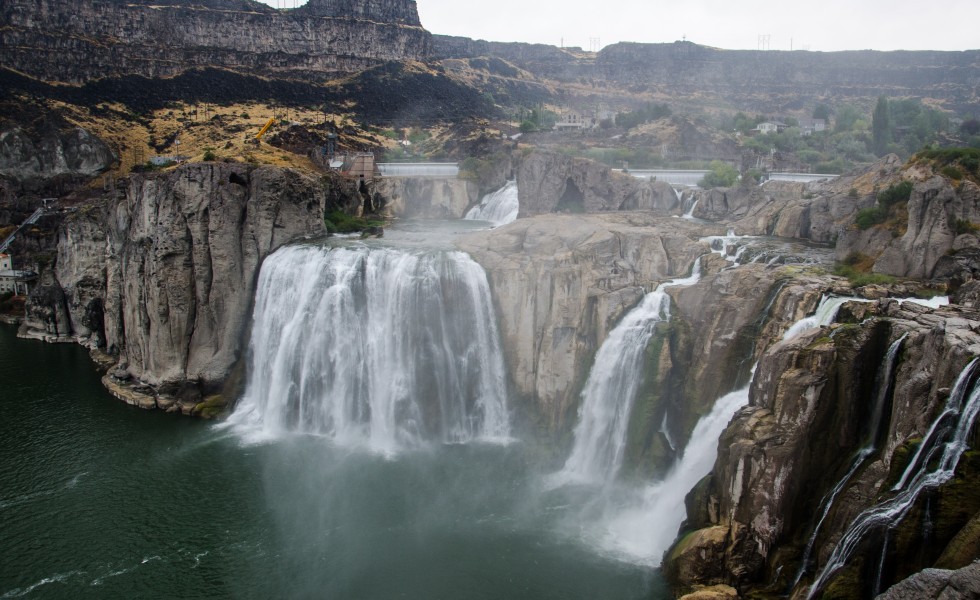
[21,163,328,403]
[0,0,431,83]
[666,297,980,598]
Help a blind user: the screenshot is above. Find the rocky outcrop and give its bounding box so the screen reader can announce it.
[0,0,430,84]
[665,296,980,599]
[839,171,980,279]
[516,151,681,217]
[458,214,704,432]
[21,162,328,406]
[877,561,980,599]
[458,213,833,476]
[0,120,114,189]
[376,177,478,219]
[689,155,906,244]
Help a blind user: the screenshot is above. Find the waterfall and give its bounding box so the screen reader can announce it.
[806,357,980,599]
[781,295,873,341]
[553,259,702,485]
[593,384,751,564]
[229,244,510,453]
[791,334,907,590]
[682,198,699,219]
[464,180,519,226]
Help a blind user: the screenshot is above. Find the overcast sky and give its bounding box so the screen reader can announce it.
[259,0,979,52]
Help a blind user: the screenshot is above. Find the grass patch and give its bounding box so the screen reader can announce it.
[834,252,895,286]
[323,210,384,234]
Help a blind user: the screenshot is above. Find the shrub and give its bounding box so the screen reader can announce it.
[203,147,217,161]
[877,180,913,208]
[941,166,964,180]
[855,207,888,230]
[954,219,979,235]
[698,161,739,188]
[323,210,383,234]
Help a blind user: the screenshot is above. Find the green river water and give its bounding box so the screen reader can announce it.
[0,324,666,599]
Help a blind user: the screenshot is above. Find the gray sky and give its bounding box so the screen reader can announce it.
[259,0,979,52]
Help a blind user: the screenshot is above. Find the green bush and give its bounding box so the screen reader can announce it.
[855,207,888,230]
[877,180,913,208]
[698,161,739,188]
[942,166,964,180]
[203,147,217,161]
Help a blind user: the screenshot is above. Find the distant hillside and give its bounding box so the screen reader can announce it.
[0,0,430,83]
[434,37,980,114]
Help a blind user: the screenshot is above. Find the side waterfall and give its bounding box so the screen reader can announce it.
[464,180,519,226]
[229,244,510,452]
[790,334,907,590]
[555,259,703,485]
[566,291,876,565]
[806,357,980,599]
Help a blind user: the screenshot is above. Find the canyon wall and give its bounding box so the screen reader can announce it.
[21,163,331,410]
[0,0,430,84]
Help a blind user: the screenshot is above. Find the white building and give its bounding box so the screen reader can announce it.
[0,253,35,296]
[798,118,828,136]
[753,121,788,135]
[555,112,588,130]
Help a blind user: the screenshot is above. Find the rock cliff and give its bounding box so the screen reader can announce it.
[665,297,980,599]
[376,177,478,219]
[21,163,329,410]
[0,0,430,84]
[0,118,115,190]
[516,151,681,217]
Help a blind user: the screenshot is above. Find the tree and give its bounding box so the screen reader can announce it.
[698,161,739,188]
[812,104,832,121]
[962,119,980,136]
[872,96,891,155]
[835,104,863,133]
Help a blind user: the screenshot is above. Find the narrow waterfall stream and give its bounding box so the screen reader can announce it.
[806,357,980,599]
[791,334,907,590]
[555,259,703,485]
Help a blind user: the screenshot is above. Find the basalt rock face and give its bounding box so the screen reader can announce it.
[840,168,980,279]
[0,0,430,84]
[298,0,421,25]
[457,213,828,476]
[458,214,705,433]
[595,42,980,114]
[0,119,114,190]
[376,177,478,219]
[665,297,980,599]
[21,163,327,400]
[516,151,681,217]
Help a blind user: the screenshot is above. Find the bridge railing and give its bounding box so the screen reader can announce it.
[377,163,460,178]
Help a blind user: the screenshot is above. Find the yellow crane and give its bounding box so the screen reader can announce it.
[256,117,276,141]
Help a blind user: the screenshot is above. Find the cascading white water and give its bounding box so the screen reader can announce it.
[791,334,907,590]
[229,244,510,453]
[682,198,699,219]
[592,384,751,564]
[782,295,874,341]
[806,357,980,599]
[564,279,876,566]
[464,180,519,226]
[553,259,703,485]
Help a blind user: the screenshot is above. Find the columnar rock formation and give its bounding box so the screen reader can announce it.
[22,163,330,408]
[0,0,431,83]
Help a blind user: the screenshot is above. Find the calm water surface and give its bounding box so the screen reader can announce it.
[0,324,665,599]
